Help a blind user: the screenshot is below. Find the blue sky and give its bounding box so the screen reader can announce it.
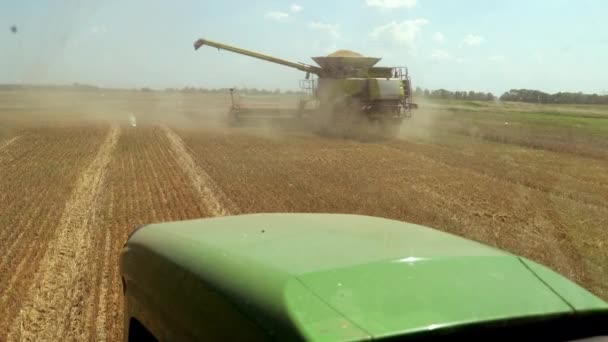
[1,0,607,95]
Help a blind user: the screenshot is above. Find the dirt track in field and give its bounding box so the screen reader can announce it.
[0,136,20,152]
[1,117,607,340]
[161,125,238,216]
[8,126,119,341]
[85,126,215,341]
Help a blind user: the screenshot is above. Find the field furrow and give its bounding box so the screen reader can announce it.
[0,135,20,154]
[384,138,608,209]
[162,125,239,215]
[0,126,108,338]
[8,126,120,341]
[91,125,215,341]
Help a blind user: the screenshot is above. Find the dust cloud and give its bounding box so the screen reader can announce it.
[397,97,443,142]
[0,86,453,147]
[0,87,233,130]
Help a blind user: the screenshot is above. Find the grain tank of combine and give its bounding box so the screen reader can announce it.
[194,38,417,135]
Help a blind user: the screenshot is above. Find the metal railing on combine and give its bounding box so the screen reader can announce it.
[392,67,414,97]
[391,67,409,81]
[392,67,417,116]
[299,79,317,97]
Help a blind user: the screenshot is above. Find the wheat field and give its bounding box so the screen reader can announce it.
[1,88,607,340]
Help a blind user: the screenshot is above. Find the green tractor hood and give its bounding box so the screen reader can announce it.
[121,214,608,341]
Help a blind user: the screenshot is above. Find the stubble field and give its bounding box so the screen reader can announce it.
[1,88,607,340]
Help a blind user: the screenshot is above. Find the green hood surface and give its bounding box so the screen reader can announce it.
[121,213,608,340]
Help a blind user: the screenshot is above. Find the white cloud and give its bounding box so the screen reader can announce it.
[290,4,302,12]
[432,32,444,44]
[309,22,340,38]
[462,34,484,46]
[369,19,428,46]
[264,11,289,21]
[430,49,451,61]
[366,0,417,9]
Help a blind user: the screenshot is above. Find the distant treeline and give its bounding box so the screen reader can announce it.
[498,89,608,105]
[414,87,496,101]
[414,87,608,105]
[0,83,101,91]
[3,84,607,105]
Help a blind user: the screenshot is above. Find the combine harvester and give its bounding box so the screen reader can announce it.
[193,37,418,136]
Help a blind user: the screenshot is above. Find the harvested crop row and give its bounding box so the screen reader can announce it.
[89,125,214,341]
[0,125,109,340]
[162,125,238,216]
[8,125,120,341]
[385,136,608,208]
[0,135,20,154]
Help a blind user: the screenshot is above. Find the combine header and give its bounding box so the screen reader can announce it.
[226,88,312,125]
[194,37,418,136]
